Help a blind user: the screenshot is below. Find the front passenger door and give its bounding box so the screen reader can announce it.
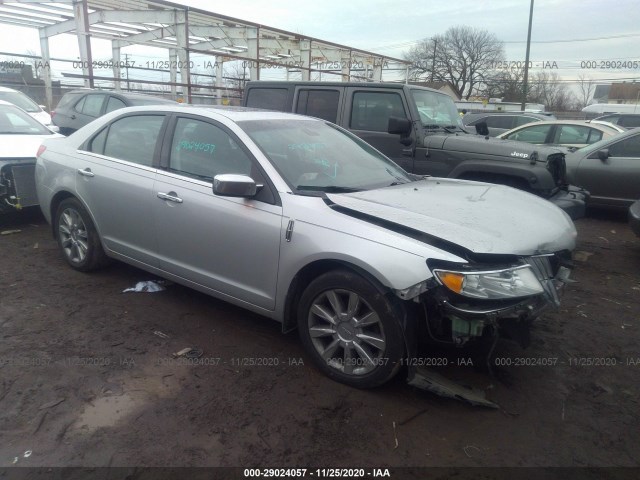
[153,116,283,310]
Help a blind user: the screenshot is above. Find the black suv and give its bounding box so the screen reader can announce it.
[462,111,555,137]
[52,89,175,135]
[243,81,586,218]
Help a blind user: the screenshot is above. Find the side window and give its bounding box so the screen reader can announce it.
[608,134,640,158]
[555,125,591,145]
[105,96,127,114]
[619,116,640,128]
[74,96,86,113]
[296,89,340,123]
[88,127,108,154]
[350,91,406,132]
[245,88,288,111]
[169,118,256,181]
[102,115,164,166]
[486,116,514,129]
[81,94,106,117]
[507,124,551,143]
[586,128,603,144]
[515,116,540,127]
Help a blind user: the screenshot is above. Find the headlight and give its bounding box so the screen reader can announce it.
[434,265,543,300]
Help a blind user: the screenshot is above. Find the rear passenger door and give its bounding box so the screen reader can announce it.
[75,113,167,265]
[345,88,413,171]
[485,115,516,136]
[73,93,107,130]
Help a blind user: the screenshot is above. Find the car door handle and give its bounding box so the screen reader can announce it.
[157,192,183,203]
[77,168,95,177]
[71,114,76,119]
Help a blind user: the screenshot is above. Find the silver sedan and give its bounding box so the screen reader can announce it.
[36,105,577,388]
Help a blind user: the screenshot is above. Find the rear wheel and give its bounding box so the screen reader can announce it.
[54,198,109,272]
[297,269,404,388]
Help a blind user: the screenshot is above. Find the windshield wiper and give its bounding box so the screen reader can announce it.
[296,185,362,193]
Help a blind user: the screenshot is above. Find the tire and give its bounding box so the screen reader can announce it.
[54,198,109,272]
[297,269,405,388]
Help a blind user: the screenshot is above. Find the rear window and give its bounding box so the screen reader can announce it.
[56,92,84,110]
[0,90,40,112]
[619,116,640,128]
[246,88,289,111]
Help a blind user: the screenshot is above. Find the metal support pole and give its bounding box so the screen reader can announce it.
[521,0,534,111]
[300,40,310,81]
[73,0,94,88]
[169,49,177,99]
[112,42,121,91]
[38,30,53,111]
[247,27,259,80]
[215,59,223,103]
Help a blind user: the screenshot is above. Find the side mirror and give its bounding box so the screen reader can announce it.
[475,121,489,136]
[212,174,257,197]
[388,116,412,135]
[48,125,60,133]
[388,116,413,146]
[597,149,610,161]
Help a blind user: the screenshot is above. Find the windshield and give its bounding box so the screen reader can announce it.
[411,89,464,129]
[0,91,40,113]
[238,119,413,192]
[0,104,52,135]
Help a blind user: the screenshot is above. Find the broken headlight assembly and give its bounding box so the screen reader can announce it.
[433,265,544,300]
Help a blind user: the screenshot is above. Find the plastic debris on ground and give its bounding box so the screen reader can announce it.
[122,280,167,293]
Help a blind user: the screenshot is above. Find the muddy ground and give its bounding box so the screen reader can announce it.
[0,208,638,475]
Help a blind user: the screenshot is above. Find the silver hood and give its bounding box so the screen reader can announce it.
[327,178,576,255]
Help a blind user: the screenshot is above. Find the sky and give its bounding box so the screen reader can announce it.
[0,0,639,94]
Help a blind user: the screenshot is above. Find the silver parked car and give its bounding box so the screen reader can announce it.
[36,106,577,388]
[565,128,640,208]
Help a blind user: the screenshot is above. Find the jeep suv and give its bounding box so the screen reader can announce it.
[243,81,586,218]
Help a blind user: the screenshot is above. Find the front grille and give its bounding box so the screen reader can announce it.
[9,164,38,207]
[546,153,567,186]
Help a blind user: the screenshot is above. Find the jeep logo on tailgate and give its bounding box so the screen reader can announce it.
[511,151,529,159]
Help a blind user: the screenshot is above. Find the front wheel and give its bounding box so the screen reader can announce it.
[297,269,405,388]
[54,198,109,272]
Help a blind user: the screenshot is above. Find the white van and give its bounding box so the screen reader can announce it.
[0,86,53,127]
[582,103,640,115]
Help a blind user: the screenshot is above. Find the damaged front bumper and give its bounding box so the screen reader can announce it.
[0,159,39,213]
[416,253,573,348]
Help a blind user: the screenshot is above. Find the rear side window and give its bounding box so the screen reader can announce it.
[246,88,288,111]
[56,92,83,110]
[349,91,406,132]
[515,116,541,127]
[555,125,591,144]
[296,89,340,123]
[94,115,164,166]
[105,96,126,113]
[486,116,515,129]
[81,94,106,117]
[619,116,640,128]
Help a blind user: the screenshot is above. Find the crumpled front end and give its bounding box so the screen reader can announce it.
[410,251,573,348]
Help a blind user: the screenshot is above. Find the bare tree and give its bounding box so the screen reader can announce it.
[405,26,505,99]
[480,67,526,102]
[528,71,577,111]
[576,73,595,109]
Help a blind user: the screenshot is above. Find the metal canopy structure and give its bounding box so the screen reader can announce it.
[0,0,410,108]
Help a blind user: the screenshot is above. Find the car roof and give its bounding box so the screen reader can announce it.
[97,104,323,122]
[62,89,174,101]
[0,86,20,93]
